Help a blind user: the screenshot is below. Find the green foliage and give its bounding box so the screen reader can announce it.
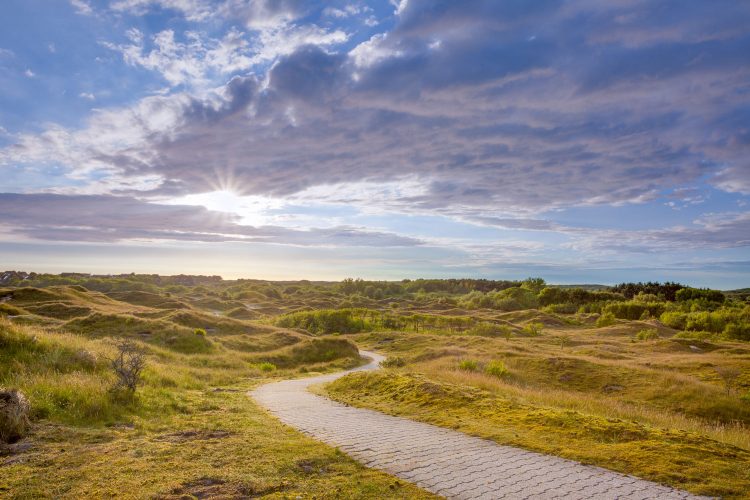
[484,360,509,378]
[257,362,276,372]
[380,356,406,368]
[610,281,685,301]
[603,301,666,320]
[660,311,687,330]
[521,322,543,336]
[538,287,625,307]
[521,277,546,294]
[458,359,478,371]
[676,288,725,304]
[194,328,207,336]
[466,322,512,338]
[596,312,617,327]
[661,306,750,340]
[458,287,538,311]
[276,309,371,334]
[542,303,578,314]
[635,329,660,341]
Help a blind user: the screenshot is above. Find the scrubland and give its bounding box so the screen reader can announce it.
[0,272,748,498]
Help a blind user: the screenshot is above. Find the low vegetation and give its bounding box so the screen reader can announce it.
[1,272,748,497]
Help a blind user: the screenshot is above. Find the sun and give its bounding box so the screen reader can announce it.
[160,189,283,227]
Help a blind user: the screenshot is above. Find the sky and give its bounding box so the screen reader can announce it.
[0,0,749,287]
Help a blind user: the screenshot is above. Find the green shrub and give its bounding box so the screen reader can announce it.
[596,312,617,327]
[635,329,660,341]
[466,322,512,337]
[676,288,725,303]
[258,362,276,372]
[521,322,543,336]
[380,357,406,368]
[484,360,508,378]
[275,309,371,335]
[723,323,750,341]
[458,359,478,371]
[193,328,207,336]
[542,303,578,314]
[603,301,666,320]
[660,311,687,330]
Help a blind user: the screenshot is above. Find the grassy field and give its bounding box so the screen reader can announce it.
[324,321,750,498]
[1,273,749,498]
[0,283,434,499]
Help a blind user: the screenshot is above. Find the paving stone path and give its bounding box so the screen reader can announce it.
[251,351,710,499]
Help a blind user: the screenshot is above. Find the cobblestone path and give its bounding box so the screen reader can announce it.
[251,351,709,499]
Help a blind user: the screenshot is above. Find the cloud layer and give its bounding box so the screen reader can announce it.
[0,0,749,283]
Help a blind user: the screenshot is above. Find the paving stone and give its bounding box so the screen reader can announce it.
[251,350,711,500]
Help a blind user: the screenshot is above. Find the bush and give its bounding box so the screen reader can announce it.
[660,311,687,330]
[258,362,276,372]
[603,301,666,320]
[676,288,725,303]
[194,328,207,336]
[521,322,543,336]
[596,312,617,327]
[110,340,145,394]
[458,359,478,371]
[380,357,406,368]
[635,329,660,341]
[466,322,512,338]
[484,360,508,378]
[0,388,31,443]
[275,309,370,335]
[542,303,578,314]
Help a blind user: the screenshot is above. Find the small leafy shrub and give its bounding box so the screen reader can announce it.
[603,301,666,320]
[258,362,276,372]
[484,360,509,378]
[635,329,660,341]
[466,322,512,337]
[380,356,406,368]
[458,359,478,371]
[660,311,687,330]
[194,328,207,336]
[522,322,543,336]
[542,303,578,314]
[596,312,616,327]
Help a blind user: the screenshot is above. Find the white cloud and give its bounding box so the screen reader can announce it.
[253,24,348,64]
[24,69,35,78]
[110,0,212,21]
[79,92,96,100]
[70,0,94,16]
[350,33,400,68]
[103,24,347,89]
[103,28,255,88]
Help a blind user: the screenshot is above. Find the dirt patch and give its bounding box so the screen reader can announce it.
[296,458,331,475]
[155,429,234,442]
[158,476,287,499]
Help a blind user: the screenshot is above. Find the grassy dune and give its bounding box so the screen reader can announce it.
[2,276,749,498]
[0,284,432,498]
[325,324,750,498]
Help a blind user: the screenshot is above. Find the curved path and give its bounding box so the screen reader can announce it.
[251,351,709,500]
